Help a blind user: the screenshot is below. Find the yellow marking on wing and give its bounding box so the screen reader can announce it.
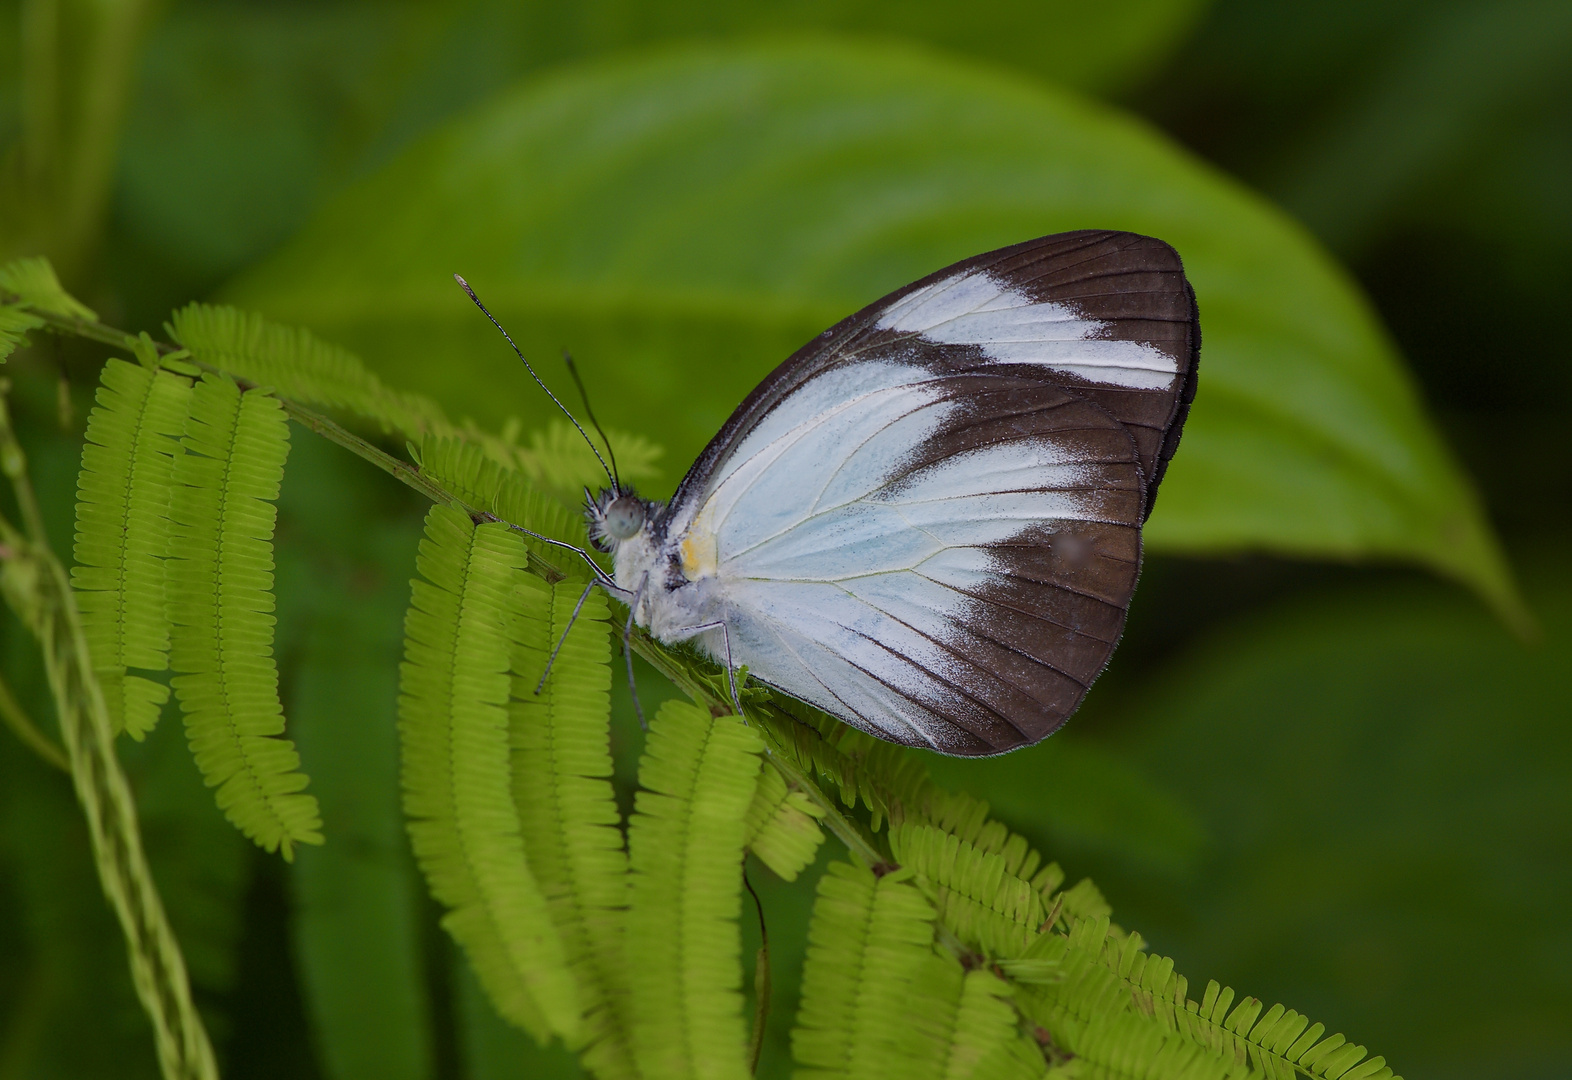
[679,507,720,579]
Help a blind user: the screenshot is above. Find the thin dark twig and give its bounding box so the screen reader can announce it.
[744,862,772,1076]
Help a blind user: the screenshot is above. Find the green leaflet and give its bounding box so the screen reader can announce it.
[1016,917,1399,1080]
[399,505,579,1043]
[512,420,664,500]
[971,1036,1052,1080]
[1042,1010,1236,1080]
[0,255,97,319]
[417,433,585,550]
[169,303,449,439]
[792,860,968,1080]
[742,764,825,882]
[626,701,762,1080]
[0,304,44,361]
[945,971,1044,1080]
[508,574,635,1078]
[890,822,1048,959]
[758,701,1064,892]
[72,358,191,738]
[167,372,321,857]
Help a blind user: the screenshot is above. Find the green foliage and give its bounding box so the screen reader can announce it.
[0,371,218,1080]
[417,433,586,551]
[511,420,665,501]
[72,358,188,737]
[625,701,762,1080]
[1103,571,1572,1075]
[794,860,988,1080]
[3,1,1566,1077]
[742,764,826,883]
[400,505,579,1042]
[24,146,1495,1078]
[1,246,1417,1080]
[0,256,98,320]
[169,303,450,440]
[0,303,44,361]
[508,575,632,1076]
[890,821,1049,960]
[223,40,1521,624]
[168,372,320,857]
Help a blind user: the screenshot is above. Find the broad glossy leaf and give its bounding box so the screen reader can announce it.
[275,436,437,1080]
[1105,566,1572,1080]
[110,0,1205,315]
[587,0,1213,94]
[226,41,1519,618]
[284,575,433,1080]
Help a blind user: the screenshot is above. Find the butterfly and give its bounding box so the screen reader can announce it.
[463,230,1199,756]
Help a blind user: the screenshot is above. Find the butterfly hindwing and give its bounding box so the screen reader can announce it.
[651,230,1198,754]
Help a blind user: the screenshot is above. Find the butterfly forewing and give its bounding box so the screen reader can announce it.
[655,230,1198,755]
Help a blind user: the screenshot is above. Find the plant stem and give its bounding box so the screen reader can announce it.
[277,398,450,504]
[0,667,69,772]
[0,390,217,1080]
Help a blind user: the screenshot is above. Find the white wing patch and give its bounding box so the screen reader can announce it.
[638,360,1126,748]
[874,269,1176,391]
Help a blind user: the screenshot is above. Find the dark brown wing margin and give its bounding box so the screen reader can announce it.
[665,230,1200,526]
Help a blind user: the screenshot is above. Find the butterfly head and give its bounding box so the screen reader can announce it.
[587,487,654,553]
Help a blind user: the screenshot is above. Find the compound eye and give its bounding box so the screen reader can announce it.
[604,496,646,541]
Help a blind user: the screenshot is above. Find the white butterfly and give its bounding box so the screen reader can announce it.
[470,231,1199,756]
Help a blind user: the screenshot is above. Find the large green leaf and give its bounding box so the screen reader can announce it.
[107,0,1205,323]
[225,41,1519,619]
[1100,565,1572,1080]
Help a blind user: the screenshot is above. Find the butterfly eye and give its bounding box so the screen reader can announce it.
[604,496,646,541]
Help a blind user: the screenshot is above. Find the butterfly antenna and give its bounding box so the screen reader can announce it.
[453,274,615,490]
[563,351,621,494]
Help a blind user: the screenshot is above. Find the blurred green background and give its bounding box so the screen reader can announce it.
[1,2,1568,1079]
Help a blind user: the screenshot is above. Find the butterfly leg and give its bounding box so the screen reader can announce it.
[500,521,624,593]
[533,579,598,695]
[665,619,744,716]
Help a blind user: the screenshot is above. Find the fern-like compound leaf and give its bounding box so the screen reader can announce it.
[169,304,449,439]
[514,420,664,497]
[418,434,585,552]
[1016,916,1400,1080]
[945,970,1045,1080]
[72,359,191,737]
[1042,1009,1238,1080]
[167,372,322,856]
[400,505,579,1043]
[891,821,1049,959]
[794,860,971,1080]
[0,304,43,361]
[508,573,635,1078]
[626,701,762,1080]
[0,255,97,319]
[742,764,825,882]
